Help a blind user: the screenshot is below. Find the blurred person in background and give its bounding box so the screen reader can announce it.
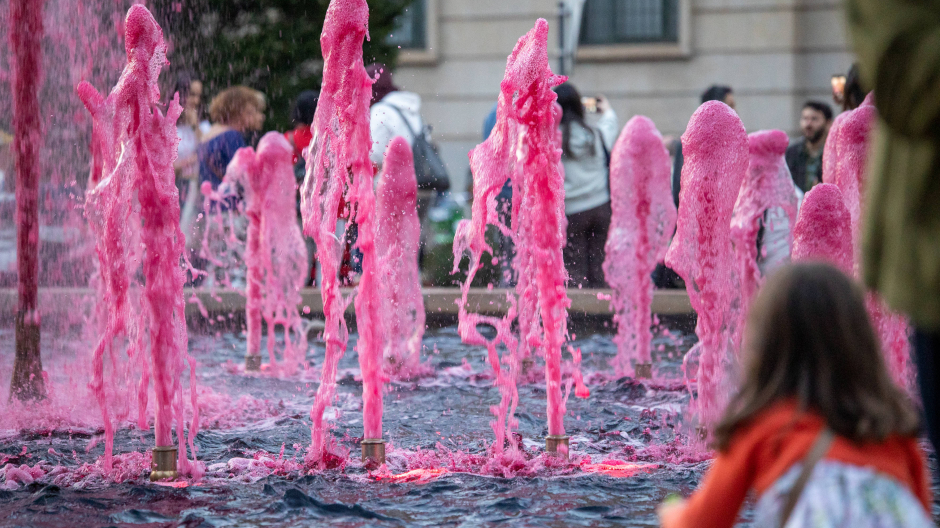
[366,63,449,285]
[670,85,736,207]
[785,101,833,193]
[0,130,12,195]
[656,85,736,290]
[284,89,319,286]
[366,63,440,222]
[285,90,318,166]
[173,73,205,243]
[840,63,868,112]
[848,0,940,478]
[554,83,618,288]
[189,86,266,286]
[199,86,266,198]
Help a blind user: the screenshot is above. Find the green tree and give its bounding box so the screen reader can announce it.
[156,0,410,132]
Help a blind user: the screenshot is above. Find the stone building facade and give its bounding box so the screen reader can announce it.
[391,0,855,192]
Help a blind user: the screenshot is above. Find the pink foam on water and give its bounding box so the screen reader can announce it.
[77,5,201,478]
[792,183,854,273]
[453,19,586,450]
[376,137,427,378]
[603,116,676,377]
[819,95,912,388]
[1,451,153,490]
[730,129,798,347]
[581,461,658,478]
[223,132,308,375]
[299,0,375,465]
[664,101,747,431]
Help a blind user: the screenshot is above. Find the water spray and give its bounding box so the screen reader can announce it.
[603,115,676,381]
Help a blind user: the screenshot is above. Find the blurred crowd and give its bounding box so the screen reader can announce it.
[172,62,866,291]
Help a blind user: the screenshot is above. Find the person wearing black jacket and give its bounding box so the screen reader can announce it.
[785,101,833,192]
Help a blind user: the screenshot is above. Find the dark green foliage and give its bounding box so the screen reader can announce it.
[424,226,502,288]
[154,0,410,132]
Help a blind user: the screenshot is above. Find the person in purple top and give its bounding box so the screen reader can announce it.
[198,86,266,209]
[188,86,265,286]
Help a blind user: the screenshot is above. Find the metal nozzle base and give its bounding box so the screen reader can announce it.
[361,439,385,465]
[545,435,569,459]
[150,446,178,481]
[695,426,709,441]
[634,363,653,379]
[245,355,262,372]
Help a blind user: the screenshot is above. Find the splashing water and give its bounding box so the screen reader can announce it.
[729,129,798,348]
[77,5,200,477]
[453,19,587,454]
[221,132,308,375]
[792,183,854,274]
[821,94,912,388]
[376,137,427,378]
[603,116,676,378]
[299,0,375,467]
[0,0,130,295]
[351,114,385,444]
[664,101,747,432]
[822,93,876,256]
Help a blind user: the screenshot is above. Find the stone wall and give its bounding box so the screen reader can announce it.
[395,0,854,193]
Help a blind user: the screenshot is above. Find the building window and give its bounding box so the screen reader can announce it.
[387,0,427,50]
[579,0,679,45]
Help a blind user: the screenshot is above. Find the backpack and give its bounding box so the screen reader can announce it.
[385,104,450,192]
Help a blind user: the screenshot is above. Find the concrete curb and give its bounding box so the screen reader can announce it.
[0,287,694,319]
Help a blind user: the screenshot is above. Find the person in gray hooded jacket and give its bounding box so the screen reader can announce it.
[554,83,618,288]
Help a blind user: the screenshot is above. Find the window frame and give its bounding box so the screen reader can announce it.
[397,0,440,66]
[575,0,691,61]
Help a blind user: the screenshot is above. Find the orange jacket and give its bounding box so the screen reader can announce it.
[662,400,932,528]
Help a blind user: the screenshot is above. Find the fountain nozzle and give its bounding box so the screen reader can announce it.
[635,362,652,379]
[695,425,709,441]
[545,435,569,459]
[245,355,262,372]
[361,439,385,465]
[150,445,178,481]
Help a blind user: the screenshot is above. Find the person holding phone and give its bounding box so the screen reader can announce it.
[553,83,618,288]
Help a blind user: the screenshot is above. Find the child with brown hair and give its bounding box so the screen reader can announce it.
[660,262,933,527]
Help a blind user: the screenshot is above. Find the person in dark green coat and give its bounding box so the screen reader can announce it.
[846,0,940,474]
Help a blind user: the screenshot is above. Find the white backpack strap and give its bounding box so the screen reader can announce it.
[382,102,423,143]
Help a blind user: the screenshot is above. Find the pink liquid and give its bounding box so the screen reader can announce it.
[820,94,911,388]
[792,183,854,273]
[351,118,384,443]
[822,93,875,253]
[664,101,747,431]
[603,116,676,377]
[77,5,200,477]
[730,129,798,348]
[454,19,585,449]
[376,137,426,378]
[223,132,308,375]
[299,0,375,466]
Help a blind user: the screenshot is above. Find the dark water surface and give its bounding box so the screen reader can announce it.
[0,320,936,527]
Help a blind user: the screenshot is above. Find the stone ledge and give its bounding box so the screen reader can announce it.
[0,287,693,319]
